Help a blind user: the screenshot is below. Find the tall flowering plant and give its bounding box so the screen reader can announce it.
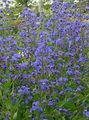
[0,0,89,119]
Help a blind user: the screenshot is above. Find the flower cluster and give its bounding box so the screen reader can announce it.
[0,0,89,119]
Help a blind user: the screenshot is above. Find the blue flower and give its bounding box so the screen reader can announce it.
[0,27,3,31]
[18,86,30,95]
[75,36,81,42]
[84,15,89,20]
[83,110,89,117]
[59,90,64,95]
[20,62,28,69]
[67,67,73,75]
[64,78,68,82]
[25,95,32,104]
[4,118,8,120]
[23,74,31,79]
[76,87,81,92]
[12,54,22,61]
[30,101,42,112]
[48,101,54,106]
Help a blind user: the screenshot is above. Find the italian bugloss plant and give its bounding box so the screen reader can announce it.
[0,0,89,119]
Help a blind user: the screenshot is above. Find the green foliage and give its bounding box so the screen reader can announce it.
[15,0,30,6]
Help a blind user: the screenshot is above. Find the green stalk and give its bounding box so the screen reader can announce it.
[38,0,43,16]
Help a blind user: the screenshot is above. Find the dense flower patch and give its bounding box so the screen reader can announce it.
[0,0,89,119]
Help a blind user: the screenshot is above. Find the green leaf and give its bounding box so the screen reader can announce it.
[0,91,2,100]
[4,81,11,89]
[5,99,12,109]
[13,112,17,120]
[87,52,89,59]
[64,101,76,111]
